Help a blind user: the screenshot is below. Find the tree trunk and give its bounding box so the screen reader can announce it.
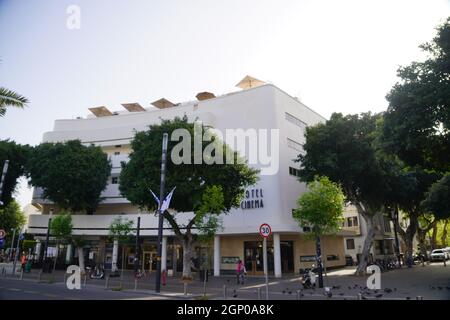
[77,247,85,274]
[355,212,377,276]
[403,213,418,266]
[181,236,195,280]
[441,220,448,247]
[431,224,438,250]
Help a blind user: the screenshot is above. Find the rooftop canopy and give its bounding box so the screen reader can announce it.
[235,75,266,89]
[121,103,145,112]
[88,106,113,117]
[151,98,176,109]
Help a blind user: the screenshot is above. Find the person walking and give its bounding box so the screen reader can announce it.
[236,260,246,285]
[20,252,27,271]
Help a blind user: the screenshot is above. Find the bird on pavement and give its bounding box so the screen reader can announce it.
[375,294,383,298]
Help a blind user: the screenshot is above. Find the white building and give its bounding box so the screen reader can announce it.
[27,77,354,277]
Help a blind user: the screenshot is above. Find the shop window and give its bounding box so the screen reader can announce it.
[327,254,340,261]
[112,177,118,184]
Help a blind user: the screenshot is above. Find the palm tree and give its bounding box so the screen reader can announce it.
[0,87,28,117]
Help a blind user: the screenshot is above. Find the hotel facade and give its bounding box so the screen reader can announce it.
[27,78,355,277]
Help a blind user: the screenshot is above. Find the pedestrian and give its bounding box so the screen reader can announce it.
[21,251,27,271]
[236,260,246,285]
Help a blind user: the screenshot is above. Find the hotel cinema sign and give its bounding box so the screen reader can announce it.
[240,188,264,210]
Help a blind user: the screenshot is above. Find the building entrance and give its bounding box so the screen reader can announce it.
[142,251,157,272]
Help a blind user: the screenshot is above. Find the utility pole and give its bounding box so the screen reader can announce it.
[155,133,168,293]
[0,159,9,206]
[316,235,324,288]
[391,208,402,268]
[12,230,22,275]
[134,215,141,272]
[8,228,16,262]
[42,209,54,273]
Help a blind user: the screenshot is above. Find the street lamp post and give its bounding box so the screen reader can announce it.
[155,133,168,293]
[391,208,402,268]
[42,208,54,273]
[134,215,141,273]
[8,228,16,262]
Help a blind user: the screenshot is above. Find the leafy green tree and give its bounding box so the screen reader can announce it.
[423,173,450,220]
[26,140,111,214]
[297,112,391,275]
[0,87,28,117]
[0,140,31,207]
[119,117,258,279]
[0,199,26,248]
[50,212,73,271]
[381,18,450,172]
[108,216,134,276]
[293,176,345,287]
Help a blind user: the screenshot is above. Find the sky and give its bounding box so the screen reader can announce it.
[1,0,450,209]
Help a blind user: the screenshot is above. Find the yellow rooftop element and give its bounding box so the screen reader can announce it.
[151,98,176,109]
[195,91,216,101]
[235,75,265,89]
[88,106,113,117]
[121,103,145,112]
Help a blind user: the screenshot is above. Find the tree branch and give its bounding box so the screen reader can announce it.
[162,210,182,237]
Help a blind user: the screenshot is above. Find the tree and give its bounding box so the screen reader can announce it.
[0,140,30,207]
[381,18,450,172]
[108,216,134,277]
[0,199,26,248]
[26,140,111,214]
[49,212,73,271]
[293,176,345,288]
[119,117,259,279]
[0,87,28,117]
[297,112,390,275]
[423,173,450,220]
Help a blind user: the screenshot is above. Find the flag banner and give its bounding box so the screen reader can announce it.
[149,189,160,205]
[161,187,176,212]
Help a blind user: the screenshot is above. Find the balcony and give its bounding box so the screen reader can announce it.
[109,153,129,172]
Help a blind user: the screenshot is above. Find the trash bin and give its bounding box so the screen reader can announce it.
[199,269,208,282]
[25,260,32,273]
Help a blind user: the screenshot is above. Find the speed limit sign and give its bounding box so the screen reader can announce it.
[259,223,272,238]
[0,229,6,239]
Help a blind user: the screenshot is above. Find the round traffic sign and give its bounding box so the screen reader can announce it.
[0,229,6,239]
[259,223,272,238]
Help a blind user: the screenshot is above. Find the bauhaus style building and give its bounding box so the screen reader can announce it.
[27,76,355,277]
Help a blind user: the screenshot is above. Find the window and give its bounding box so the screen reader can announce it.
[111,177,118,184]
[287,138,304,152]
[114,151,120,155]
[384,216,392,233]
[346,239,355,250]
[285,112,307,130]
[327,254,340,261]
[289,167,301,177]
[346,217,358,227]
[300,255,316,262]
[115,145,122,148]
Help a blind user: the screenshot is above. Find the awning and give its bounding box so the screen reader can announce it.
[121,103,145,112]
[235,75,266,89]
[151,98,176,109]
[195,91,216,101]
[88,106,113,117]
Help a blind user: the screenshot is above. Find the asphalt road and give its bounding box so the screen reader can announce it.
[0,278,173,300]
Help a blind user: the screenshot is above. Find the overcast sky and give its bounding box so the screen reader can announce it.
[1,0,449,209]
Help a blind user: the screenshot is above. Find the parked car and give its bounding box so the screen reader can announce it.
[430,249,448,262]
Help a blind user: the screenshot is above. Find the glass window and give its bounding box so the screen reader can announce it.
[111,177,118,184]
[346,239,355,250]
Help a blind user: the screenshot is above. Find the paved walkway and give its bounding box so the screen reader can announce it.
[1,262,449,300]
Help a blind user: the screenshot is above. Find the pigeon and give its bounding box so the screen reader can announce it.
[384,288,393,293]
[288,291,292,295]
[333,285,341,290]
[375,294,383,298]
[437,286,443,290]
[430,286,435,290]
[339,293,344,296]
[361,295,368,300]
[406,297,411,300]
[348,286,352,290]
[282,290,286,294]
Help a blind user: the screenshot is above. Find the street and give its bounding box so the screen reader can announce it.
[1,262,449,300]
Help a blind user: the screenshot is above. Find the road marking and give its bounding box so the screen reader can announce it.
[7,288,21,291]
[24,290,39,294]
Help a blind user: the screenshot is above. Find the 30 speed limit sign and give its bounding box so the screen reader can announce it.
[259,223,272,238]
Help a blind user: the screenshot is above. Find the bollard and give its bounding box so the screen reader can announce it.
[20,270,23,280]
[296,290,302,301]
[416,296,423,300]
[83,274,87,288]
[257,287,262,300]
[222,284,227,300]
[134,278,138,291]
[183,282,188,296]
[105,276,109,289]
[357,293,362,300]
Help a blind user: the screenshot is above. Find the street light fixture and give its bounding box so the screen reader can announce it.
[390,208,402,268]
[42,208,54,273]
